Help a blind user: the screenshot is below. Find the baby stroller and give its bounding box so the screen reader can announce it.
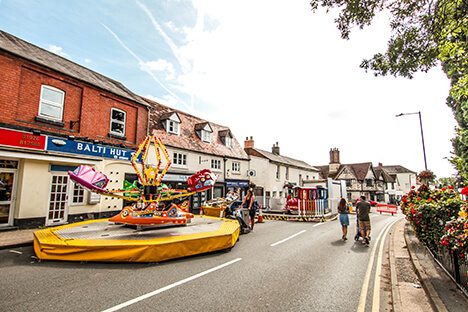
[354,217,371,242]
[225,201,251,234]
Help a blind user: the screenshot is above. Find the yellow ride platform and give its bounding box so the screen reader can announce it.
[33,216,240,263]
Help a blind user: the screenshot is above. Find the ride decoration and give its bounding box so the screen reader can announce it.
[68,136,217,226]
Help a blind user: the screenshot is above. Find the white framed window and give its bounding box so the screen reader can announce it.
[225,136,232,148]
[167,120,180,135]
[211,159,221,170]
[71,182,85,205]
[173,152,187,167]
[285,167,289,180]
[232,162,240,173]
[202,130,212,143]
[39,85,65,120]
[276,165,280,180]
[110,108,126,135]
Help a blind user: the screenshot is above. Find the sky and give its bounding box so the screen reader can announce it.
[0,0,458,179]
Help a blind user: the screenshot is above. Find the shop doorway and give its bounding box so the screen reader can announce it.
[46,174,70,225]
[0,168,17,227]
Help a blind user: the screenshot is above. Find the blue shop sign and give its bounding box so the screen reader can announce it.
[226,181,249,188]
[46,137,141,161]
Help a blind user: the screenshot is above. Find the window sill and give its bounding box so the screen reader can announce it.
[35,116,65,127]
[108,132,127,140]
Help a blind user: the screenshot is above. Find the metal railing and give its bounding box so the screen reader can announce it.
[428,246,468,296]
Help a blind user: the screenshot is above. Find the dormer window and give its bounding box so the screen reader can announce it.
[167,120,180,135]
[161,112,181,135]
[195,122,213,143]
[219,129,232,148]
[202,130,211,143]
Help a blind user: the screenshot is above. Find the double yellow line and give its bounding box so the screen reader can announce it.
[358,217,402,312]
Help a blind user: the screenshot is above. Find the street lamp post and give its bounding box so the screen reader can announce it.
[396,111,428,170]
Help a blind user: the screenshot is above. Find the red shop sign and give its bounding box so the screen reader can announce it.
[0,128,46,150]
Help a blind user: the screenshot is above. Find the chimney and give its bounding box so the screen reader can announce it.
[244,136,254,149]
[272,142,280,155]
[329,148,340,173]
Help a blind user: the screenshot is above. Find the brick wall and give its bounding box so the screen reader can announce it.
[0,51,148,146]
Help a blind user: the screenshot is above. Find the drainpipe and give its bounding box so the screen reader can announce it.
[146,106,151,136]
[223,156,227,195]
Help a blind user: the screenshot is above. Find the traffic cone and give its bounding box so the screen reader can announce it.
[257,205,264,223]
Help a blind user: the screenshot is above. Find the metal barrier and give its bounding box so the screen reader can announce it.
[298,199,328,218]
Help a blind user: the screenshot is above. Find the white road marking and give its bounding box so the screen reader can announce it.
[313,222,325,227]
[101,258,243,312]
[271,230,307,247]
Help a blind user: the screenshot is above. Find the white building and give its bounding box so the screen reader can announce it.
[146,100,250,214]
[243,137,320,210]
[379,164,418,202]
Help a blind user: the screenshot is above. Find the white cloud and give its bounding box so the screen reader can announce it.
[140,59,175,80]
[145,94,178,107]
[49,45,68,57]
[170,1,457,178]
[85,58,91,63]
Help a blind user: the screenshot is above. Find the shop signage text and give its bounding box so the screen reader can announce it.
[46,137,140,161]
[0,128,46,150]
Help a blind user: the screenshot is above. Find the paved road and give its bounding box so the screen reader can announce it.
[0,213,402,311]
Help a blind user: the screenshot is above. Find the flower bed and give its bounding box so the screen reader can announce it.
[401,184,468,291]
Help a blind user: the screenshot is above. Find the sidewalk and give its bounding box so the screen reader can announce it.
[390,218,468,312]
[0,228,36,249]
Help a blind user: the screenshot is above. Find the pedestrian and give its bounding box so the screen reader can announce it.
[241,189,256,231]
[356,195,371,245]
[338,198,349,240]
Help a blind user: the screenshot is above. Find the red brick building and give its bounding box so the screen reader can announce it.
[0,30,149,229]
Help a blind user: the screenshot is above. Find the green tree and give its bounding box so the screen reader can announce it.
[310,0,468,177]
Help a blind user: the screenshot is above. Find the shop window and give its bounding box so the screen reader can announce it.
[71,182,85,204]
[39,85,64,121]
[110,108,126,136]
[0,160,18,169]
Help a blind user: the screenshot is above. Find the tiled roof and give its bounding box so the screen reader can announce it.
[316,162,374,181]
[0,30,148,107]
[246,147,319,172]
[144,98,249,160]
[374,167,396,183]
[381,165,416,174]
